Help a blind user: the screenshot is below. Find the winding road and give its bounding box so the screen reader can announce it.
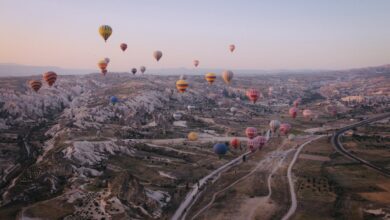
[281,135,325,220]
[331,113,390,177]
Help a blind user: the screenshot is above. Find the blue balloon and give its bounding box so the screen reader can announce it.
[110,96,118,104]
[213,143,228,155]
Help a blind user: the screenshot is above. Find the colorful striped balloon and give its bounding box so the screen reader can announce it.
[29,80,42,92]
[42,71,57,87]
[176,79,189,93]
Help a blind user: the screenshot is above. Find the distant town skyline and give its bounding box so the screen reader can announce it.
[1,0,390,72]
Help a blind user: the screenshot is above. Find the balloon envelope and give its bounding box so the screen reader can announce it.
[222,70,234,84]
[110,96,118,104]
[269,120,281,132]
[188,132,198,141]
[245,127,257,139]
[230,138,240,149]
[29,80,42,92]
[279,123,291,135]
[140,66,146,74]
[205,73,216,85]
[289,107,298,119]
[176,79,189,93]
[302,109,313,119]
[99,25,112,42]
[246,89,259,104]
[42,71,57,87]
[229,44,235,52]
[213,143,228,155]
[153,50,163,61]
[193,60,199,67]
[120,43,127,51]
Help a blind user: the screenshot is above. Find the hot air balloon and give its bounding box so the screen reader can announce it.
[247,138,258,152]
[193,60,199,67]
[229,44,235,52]
[213,143,228,156]
[42,71,57,87]
[110,96,118,105]
[176,79,189,93]
[256,136,267,149]
[288,134,296,141]
[245,127,257,139]
[140,66,146,74]
[153,50,162,61]
[120,43,127,51]
[230,107,238,115]
[269,120,281,133]
[205,73,216,85]
[29,80,42,92]
[302,109,313,120]
[99,25,112,42]
[279,123,291,136]
[101,69,108,76]
[188,132,198,141]
[222,70,234,84]
[104,57,110,64]
[247,136,266,152]
[289,107,298,119]
[268,87,274,97]
[98,60,108,71]
[230,138,240,149]
[131,68,137,75]
[246,89,259,104]
[173,112,182,120]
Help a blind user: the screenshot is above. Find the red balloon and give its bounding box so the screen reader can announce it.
[247,136,266,152]
[230,138,240,149]
[120,43,127,51]
[42,71,57,87]
[289,107,298,119]
[245,127,257,139]
[246,89,259,104]
[279,123,291,135]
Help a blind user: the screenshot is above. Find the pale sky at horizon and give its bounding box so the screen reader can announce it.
[0,0,389,71]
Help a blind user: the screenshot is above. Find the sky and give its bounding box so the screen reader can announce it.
[0,0,390,71]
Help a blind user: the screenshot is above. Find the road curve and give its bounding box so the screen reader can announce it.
[282,135,325,220]
[331,113,390,177]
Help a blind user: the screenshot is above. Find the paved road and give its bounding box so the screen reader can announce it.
[171,130,271,220]
[331,113,390,177]
[282,135,325,220]
[171,151,252,220]
[191,147,292,220]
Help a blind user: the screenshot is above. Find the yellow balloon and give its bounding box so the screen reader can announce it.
[205,73,216,85]
[99,25,112,42]
[187,132,198,141]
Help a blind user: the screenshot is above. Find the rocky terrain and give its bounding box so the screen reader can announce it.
[0,70,389,219]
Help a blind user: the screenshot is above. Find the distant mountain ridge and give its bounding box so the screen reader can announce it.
[0,63,389,77]
[0,63,95,76]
